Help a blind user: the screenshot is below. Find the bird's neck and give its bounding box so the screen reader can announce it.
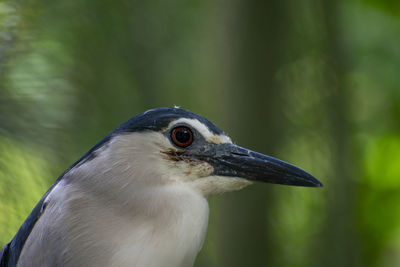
[63,180,210,267]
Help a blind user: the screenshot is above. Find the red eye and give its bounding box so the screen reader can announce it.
[171,126,193,147]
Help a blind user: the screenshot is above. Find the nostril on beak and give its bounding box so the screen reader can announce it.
[231,151,250,157]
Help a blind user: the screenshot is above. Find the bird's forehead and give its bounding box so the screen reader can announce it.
[167,118,232,145]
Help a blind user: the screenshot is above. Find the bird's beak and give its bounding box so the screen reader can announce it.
[196,143,322,187]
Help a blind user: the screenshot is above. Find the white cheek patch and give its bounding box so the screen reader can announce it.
[167,118,232,144]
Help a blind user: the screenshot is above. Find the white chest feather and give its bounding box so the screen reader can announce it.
[18,180,209,267]
[105,185,210,267]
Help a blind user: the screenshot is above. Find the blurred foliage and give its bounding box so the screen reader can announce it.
[1,0,400,266]
[0,137,49,244]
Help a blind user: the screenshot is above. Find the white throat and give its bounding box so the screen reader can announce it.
[37,162,210,267]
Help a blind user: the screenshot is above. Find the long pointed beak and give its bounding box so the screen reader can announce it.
[197,143,322,187]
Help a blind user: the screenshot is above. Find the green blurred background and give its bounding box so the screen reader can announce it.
[1,0,400,266]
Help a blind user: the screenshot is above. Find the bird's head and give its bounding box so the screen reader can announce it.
[70,107,322,198]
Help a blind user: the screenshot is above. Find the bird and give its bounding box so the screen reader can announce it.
[0,107,322,267]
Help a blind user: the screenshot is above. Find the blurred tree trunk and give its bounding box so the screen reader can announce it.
[216,0,290,266]
[318,0,360,266]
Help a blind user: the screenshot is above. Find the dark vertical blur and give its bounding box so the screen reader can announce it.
[216,0,289,266]
[318,1,360,266]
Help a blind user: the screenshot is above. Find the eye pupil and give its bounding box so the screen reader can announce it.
[176,129,190,143]
[171,126,193,147]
